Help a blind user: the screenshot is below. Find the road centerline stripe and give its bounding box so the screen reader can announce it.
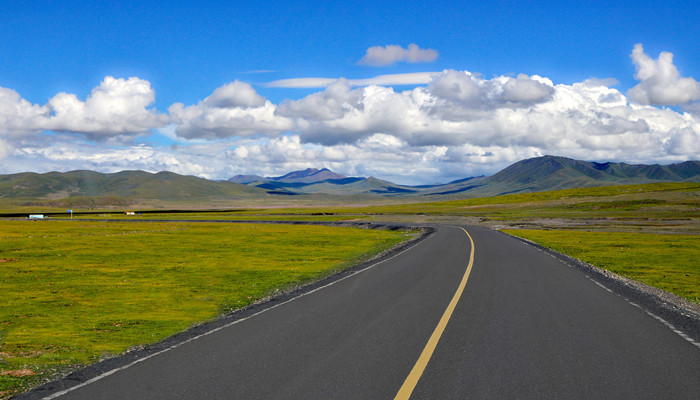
[395,227,475,400]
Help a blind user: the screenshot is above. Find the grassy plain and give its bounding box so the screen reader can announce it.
[64,182,698,229]
[61,183,699,302]
[0,221,411,397]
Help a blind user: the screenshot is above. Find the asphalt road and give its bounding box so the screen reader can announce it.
[28,225,700,399]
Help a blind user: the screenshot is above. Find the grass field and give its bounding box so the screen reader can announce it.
[0,221,412,397]
[60,182,699,231]
[503,230,700,304]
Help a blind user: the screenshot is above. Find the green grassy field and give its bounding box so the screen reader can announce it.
[0,221,412,397]
[322,182,700,224]
[66,182,699,225]
[503,230,700,304]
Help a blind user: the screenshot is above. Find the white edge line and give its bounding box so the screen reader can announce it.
[43,232,434,399]
[586,273,699,349]
[513,234,700,352]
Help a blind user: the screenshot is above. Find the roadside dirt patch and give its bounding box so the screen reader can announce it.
[0,258,18,263]
[0,369,36,377]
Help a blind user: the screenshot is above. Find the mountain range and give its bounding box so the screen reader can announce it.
[226,156,700,198]
[1,156,699,205]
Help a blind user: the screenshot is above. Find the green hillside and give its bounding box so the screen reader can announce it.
[0,170,268,202]
[1,156,699,210]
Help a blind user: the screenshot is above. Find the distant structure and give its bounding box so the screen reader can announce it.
[125,211,136,215]
[28,214,45,220]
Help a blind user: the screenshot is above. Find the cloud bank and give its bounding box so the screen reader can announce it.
[1,44,699,184]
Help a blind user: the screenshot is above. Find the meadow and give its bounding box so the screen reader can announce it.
[63,182,699,233]
[74,182,699,301]
[0,221,412,397]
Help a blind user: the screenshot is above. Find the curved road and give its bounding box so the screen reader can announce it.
[26,225,700,399]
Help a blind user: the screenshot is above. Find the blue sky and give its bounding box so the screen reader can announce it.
[1,0,699,184]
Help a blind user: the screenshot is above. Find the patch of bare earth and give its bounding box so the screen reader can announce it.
[0,369,35,377]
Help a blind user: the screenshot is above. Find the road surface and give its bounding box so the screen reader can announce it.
[26,225,700,399]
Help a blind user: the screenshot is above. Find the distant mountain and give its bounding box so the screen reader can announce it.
[227,174,266,184]
[228,168,347,185]
[228,157,700,198]
[2,157,699,205]
[0,170,268,202]
[483,156,700,193]
[408,156,700,198]
[275,168,347,183]
[227,167,423,196]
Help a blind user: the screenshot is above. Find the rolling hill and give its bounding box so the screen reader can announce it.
[1,156,699,207]
[0,170,269,205]
[226,156,700,198]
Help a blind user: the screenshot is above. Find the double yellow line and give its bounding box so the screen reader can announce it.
[395,227,475,399]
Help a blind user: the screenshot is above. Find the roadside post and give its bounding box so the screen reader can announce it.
[68,209,72,219]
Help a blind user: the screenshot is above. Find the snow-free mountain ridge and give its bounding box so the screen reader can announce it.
[2,156,699,203]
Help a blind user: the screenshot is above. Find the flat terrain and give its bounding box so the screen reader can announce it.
[3,182,699,398]
[58,183,700,304]
[0,221,411,398]
[24,225,700,399]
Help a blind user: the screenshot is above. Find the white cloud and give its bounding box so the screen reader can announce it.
[203,80,266,108]
[350,72,439,86]
[0,77,168,139]
[627,43,700,106]
[266,72,439,88]
[501,74,555,103]
[266,77,339,89]
[2,44,699,184]
[267,68,699,171]
[357,44,438,67]
[168,81,294,139]
[45,76,168,137]
[428,70,482,103]
[275,79,364,120]
[427,71,554,109]
[0,87,50,135]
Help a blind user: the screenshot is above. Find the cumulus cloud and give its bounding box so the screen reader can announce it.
[426,71,554,115]
[169,81,293,139]
[203,80,266,108]
[0,77,167,139]
[275,79,364,120]
[2,44,700,184]
[627,43,700,106]
[44,76,169,136]
[265,67,698,170]
[0,87,48,135]
[357,44,438,67]
[501,74,555,103]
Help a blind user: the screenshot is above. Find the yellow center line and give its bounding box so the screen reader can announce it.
[394,227,475,400]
